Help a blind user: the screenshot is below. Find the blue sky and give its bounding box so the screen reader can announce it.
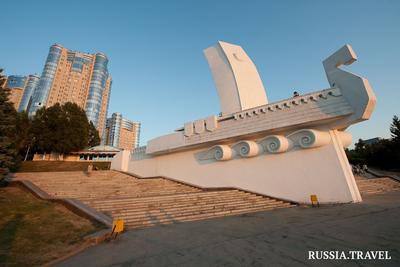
[1,0,399,145]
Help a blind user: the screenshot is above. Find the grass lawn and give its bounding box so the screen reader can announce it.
[18,161,110,172]
[0,186,103,267]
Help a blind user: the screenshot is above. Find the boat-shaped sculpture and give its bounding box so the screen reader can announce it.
[112,41,376,204]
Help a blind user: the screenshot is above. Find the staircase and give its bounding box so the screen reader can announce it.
[85,190,291,228]
[14,171,293,229]
[356,176,400,195]
[14,171,201,199]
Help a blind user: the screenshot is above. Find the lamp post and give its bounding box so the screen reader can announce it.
[24,137,35,161]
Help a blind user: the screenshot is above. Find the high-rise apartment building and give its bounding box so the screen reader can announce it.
[5,75,26,110]
[104,113,141,150]
[18,74,40,112]
[28,44,112,137]
[4,74,40,111]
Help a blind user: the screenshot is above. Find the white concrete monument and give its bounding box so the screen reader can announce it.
[112,42,376,204]
[204,41,268,115]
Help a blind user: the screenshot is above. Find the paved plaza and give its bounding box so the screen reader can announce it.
[57,191,400,267]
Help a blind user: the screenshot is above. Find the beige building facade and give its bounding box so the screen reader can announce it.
[8,87,23,110]
[104,113,140,150]
[29,44,112,137]
[4,75,34,110]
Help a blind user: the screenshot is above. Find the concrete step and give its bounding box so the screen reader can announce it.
[107,198,286,219]
[84,190,246,206]
[356,177,400,195]
[97,197,276,216]
[90,196,264,212]
[88,194,261,209]
[124,203,293,229]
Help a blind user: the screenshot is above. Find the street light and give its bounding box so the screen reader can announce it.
[24,137,35,161]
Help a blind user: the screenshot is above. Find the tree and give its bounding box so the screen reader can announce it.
[354,139,366,153]
[0,69,18,182]
[30,106,51,153]
[346,116,400,170]
[15,111,32,158]
[390,115,400,143]
[60,102,90,153]
[88,121,100,147]
[31,102,90,154]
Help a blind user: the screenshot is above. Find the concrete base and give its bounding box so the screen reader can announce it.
[55,191,400,267]
[112,130,361,204]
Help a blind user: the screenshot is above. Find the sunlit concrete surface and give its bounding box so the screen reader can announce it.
[56,192,400,267]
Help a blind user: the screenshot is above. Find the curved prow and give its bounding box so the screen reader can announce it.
[323,44,357,85]
[323,45,376,127]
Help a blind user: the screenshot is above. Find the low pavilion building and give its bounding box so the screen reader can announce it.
[33,145,121,162]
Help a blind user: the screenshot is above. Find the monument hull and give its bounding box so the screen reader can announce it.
[112,129,361,204]
[112,43,375,205]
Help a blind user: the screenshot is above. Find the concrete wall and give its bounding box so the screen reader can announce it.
[112,130,361,204]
